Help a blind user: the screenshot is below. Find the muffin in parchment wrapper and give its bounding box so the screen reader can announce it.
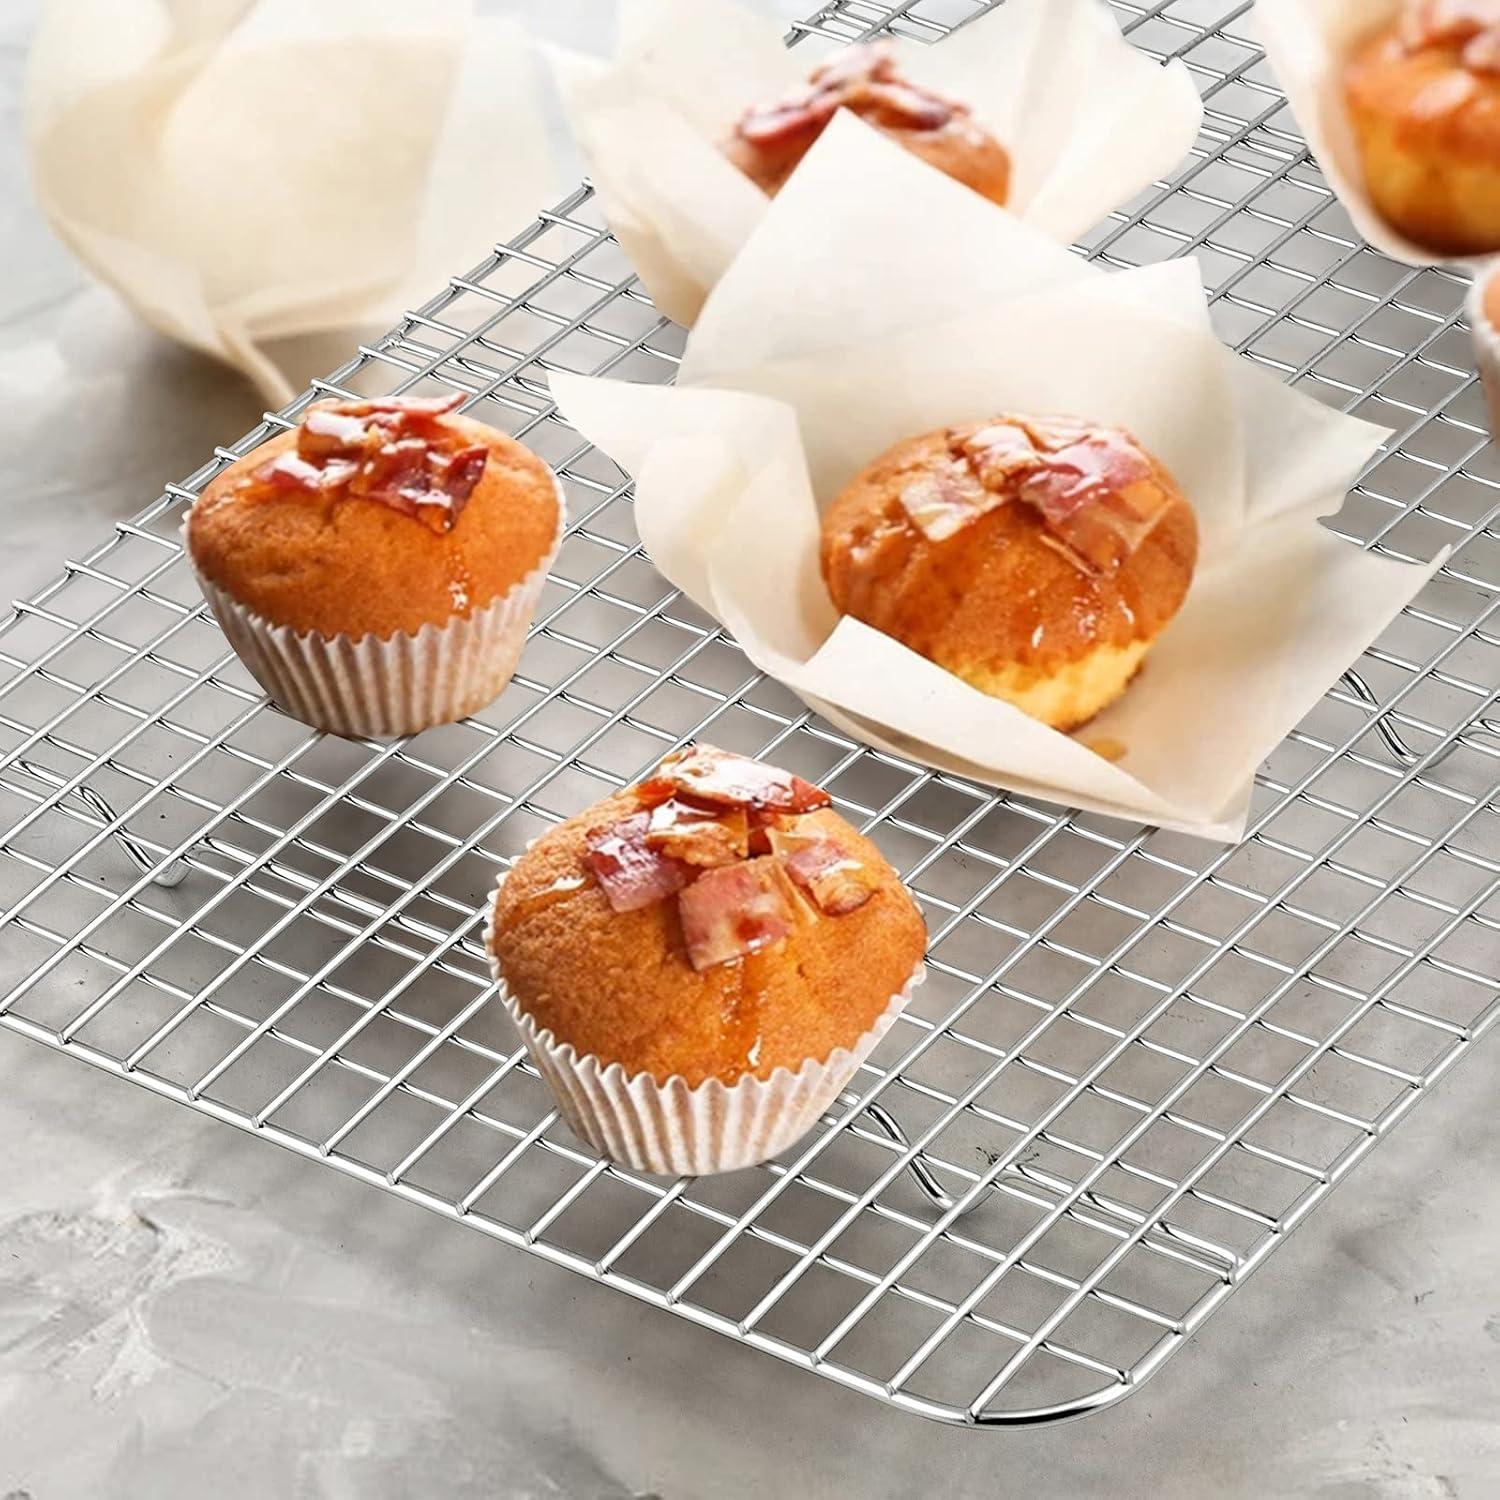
[551,117,1444,842]
[551,0,1202,325]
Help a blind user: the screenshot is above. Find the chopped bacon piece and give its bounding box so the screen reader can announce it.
[443,444,490,498]
[860,78,953,130]
[584,813,690,913]
[736,42,958,148]
[351,436,428,498]
[1015,430,1167,575]
[253,451,356,494]
[677,857,794,971]
[645,798,750,868]
[770,830,876,915]
[299,405,376,456]
[899,457,996,542]
[738,93,841,147]
[961,422,1045,489]
[643,745,831,816]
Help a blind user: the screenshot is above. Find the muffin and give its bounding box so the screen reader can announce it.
[489,744,927,1175]
[187,394,562,740]
[1344,1,1500,256]
[820,415,1198,732]
[722,43,1011,204]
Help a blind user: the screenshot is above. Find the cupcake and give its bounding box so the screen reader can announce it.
[1343,1,1500,256]
[488,744,926,1175]
[820,414,1198,731]
[721,43,1011,205]
[186,394,562,740]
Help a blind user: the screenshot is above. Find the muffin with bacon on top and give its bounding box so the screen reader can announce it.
[722,43,1011,204]
[820,413,1199,733]
[489,744,926,1175]
[187,393,561,740]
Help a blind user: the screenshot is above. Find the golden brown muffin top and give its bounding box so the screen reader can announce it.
[820,416,1198,679]
[1346,2,1500,164]
[722,43,1010,203]
[187,396,560,641]
[492,746,926,1087]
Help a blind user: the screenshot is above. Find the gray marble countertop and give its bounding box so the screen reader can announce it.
[2,3,1499,1495]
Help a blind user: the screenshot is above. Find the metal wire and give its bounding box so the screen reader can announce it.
[1,0,1497,1428]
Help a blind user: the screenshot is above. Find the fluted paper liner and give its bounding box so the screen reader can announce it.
[552,0,1202,326]
[1256,0,1495,270]
[188,499,562,741]
[551,117,1445,843]
[1468,271,1500,440]
[485,880,924,1176]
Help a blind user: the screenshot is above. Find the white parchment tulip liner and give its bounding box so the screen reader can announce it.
[26,0,556,404]
[550,117,1445,844]
[483,877,925,1176]
[1255,0,1495,270]
[551,0,1202,326]
[187,481,563,741]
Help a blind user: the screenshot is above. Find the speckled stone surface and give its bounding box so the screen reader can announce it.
[2,3,1499,1495]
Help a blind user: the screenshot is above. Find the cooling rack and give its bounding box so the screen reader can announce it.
[2,0,1498,1429]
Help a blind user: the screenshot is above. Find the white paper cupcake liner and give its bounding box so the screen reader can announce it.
[186,496,562,741]
[484,878,925,1176]
[1467,271,1500,443]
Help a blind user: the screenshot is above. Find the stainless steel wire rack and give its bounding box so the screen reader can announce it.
[2,0,1498,1429]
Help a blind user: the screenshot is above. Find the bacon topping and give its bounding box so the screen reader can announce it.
[254,451,357,494]
[897,459,993,543]
[585,812,690,913]
[579,749,873,962]
[1400,1,1500,71]
[247,393,489,534]
[772,831,876,915]
[898,416,1175,576]
[642,745,831,816]
[677,857,794,972]
[736,43,961,149]
[646,798,750,868]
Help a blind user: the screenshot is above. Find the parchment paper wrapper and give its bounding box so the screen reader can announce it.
[1467,270,1500,438]
[1255,0,1492,269]
[485,884,924,1176]
[188,503,562,741]
[26,0,556,404]
[552,117,1444,843]
[552,0,1202,326]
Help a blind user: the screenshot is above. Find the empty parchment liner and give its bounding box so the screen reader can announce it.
[484,879,924,1176]
[186,486,563,741]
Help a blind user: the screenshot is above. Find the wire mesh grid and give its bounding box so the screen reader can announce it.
[1,0,1498,1429]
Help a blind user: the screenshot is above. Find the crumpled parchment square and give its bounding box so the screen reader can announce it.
[26,0,557,403]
